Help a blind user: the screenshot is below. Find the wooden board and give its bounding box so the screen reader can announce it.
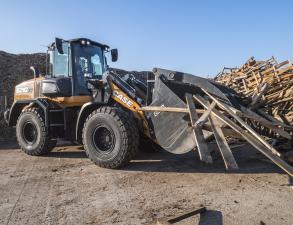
[186,94,213,164]
[209,115,239,171]
[156,207,206,225]
[194,94,293,177]
[138,106,205,114]
[201,89,282,156]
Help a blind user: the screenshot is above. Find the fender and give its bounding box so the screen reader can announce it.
[75,102,105,143]
[7,99,49,126]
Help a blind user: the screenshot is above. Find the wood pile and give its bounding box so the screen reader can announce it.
[215,57,293,126]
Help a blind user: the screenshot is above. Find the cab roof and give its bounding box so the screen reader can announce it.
[50,38,110,50]
[68,38,110,50]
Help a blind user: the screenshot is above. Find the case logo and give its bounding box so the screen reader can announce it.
[16,86,33,93]
[113,90,133,107]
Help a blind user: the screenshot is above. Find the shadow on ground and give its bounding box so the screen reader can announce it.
[48,143,285,175]
[123,145,285,175]
[46,150,87,159]
[0,140,286,175]
[157,209,223,225]
[199,210,223,225]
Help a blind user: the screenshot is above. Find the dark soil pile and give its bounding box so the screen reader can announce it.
[0,51,46,140]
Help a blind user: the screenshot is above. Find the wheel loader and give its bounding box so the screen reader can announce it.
[4,38,293,176]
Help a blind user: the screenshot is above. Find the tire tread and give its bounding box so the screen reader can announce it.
[82,106,139,168]
[16,107,55,155]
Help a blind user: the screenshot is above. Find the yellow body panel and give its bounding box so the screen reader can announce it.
[14,79,36,100]
[50,96,92,107]
[14,77,44,100]
[14,77,91,107]
[109,81,151,138]
[109,82,141,112]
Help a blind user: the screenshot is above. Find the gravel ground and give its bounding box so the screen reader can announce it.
[0,141,292,225]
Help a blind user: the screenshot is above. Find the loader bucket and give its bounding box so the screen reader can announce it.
[146,68,241,154]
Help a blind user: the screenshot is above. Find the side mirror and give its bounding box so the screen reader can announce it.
[111,49,118,62]
[55,37,64,54]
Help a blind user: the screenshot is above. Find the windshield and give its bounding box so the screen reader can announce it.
[73,44,106,78]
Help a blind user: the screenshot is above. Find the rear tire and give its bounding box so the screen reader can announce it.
[82,107,139,168]
[16,107,56,155]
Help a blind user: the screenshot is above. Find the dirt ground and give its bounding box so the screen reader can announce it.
[0,140,292,225]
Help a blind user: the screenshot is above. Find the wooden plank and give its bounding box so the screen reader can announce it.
[186,94,213,163]
[194,95,293,177]
[243,106,287,127]
[250,83,269,107]
[256,109,289,126]
[156,207,206,224]
[202,124,244,140]
[202,99,238,170]
[252,71,260,85]
[193,101,216,128]
[242,79,248,93]
[209,115,239,170]
[201,88,281,157]
[240,107,292,140]
[138,106,205,114]
[262,60,290,75]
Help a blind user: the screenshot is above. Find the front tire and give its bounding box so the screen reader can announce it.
[16,107,56,155]
[82,107,139,168]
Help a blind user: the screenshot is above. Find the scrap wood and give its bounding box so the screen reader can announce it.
[137,59,292,174]
[215,57,293,126]
[193,94,293,176]
[186,93,213,163]
[140,91,293,175]
[208,114,239,170]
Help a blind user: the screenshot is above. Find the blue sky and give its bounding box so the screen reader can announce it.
[0,0,293,76]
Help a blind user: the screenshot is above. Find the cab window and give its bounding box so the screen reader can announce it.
[53,42,70,77]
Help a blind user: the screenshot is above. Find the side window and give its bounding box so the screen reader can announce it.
[91,54,102,75]
[54,43,69,77]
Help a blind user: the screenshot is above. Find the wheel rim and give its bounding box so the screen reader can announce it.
[92,126,115,153]
[22,122,38,145]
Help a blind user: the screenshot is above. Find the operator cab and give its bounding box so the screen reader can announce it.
[42,38,118,98]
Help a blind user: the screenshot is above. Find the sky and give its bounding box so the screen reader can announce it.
[0,0,293,77]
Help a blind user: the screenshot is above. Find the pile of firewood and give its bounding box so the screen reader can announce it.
[215,57,293,126]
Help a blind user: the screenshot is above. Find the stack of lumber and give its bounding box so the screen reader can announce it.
[215,57,293,126]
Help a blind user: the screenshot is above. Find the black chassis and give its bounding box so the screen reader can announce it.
[6,98,106,143]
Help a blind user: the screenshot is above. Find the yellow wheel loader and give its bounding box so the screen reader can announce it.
[4,38,293,176]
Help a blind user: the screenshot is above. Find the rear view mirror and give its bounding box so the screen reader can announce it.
[111,49,118,62]
[55,37,64,54]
